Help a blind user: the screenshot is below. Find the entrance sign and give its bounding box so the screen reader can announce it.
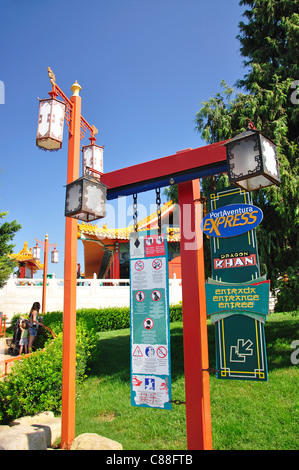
[201,203,263,238]
[206,277,269,381]
[206,187,270,382]
[130,229,172,409]
[205,279,270,320]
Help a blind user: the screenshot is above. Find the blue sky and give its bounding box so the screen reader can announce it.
[0,0,247,278]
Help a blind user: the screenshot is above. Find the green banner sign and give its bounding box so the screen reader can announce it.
[206,187,270,382]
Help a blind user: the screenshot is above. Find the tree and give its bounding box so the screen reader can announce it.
[0,212,21,287]
[194,0,299,295]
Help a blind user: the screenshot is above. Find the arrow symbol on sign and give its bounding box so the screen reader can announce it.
[237,339,253,356]
[230,339,253,362]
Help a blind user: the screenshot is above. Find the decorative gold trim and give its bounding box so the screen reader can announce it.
[48,66,56,85]
[71,80,81,97]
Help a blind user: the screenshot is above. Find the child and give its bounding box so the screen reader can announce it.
[19,320,29,355]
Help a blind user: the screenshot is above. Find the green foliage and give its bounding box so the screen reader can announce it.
[274,266,299,312]
[0,336,63,421]
[163,184,178,203]
[0,306,183,423]
[39,308,130,334]
[0,320,97,423]
[41,305,183,335]
[78,307,131,331]
[169,304,183,322]
[237,0,299,83]
[0,211,21,288]
[193,0,299,299]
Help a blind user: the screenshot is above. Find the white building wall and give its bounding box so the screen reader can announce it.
[0,275,276,322]
[0,275,182,321]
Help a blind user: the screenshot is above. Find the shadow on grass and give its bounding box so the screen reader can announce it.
[265,318,299,370]
[88,315,298,382]
[88,323,217,382]
[206,317,298,371]
[89,333,131,381]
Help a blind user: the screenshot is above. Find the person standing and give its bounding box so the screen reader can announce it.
[28,302,42,353]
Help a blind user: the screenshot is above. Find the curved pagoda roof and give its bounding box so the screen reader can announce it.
[77,200,180,278]
[78,200,180,242]
[9,241,43,272]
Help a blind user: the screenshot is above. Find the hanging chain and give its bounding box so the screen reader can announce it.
[202,368,220,374]
[169,399,186,406]
[133,193,138,232]
[156,188,162,235]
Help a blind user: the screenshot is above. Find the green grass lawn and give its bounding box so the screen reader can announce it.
[75,312,299,450]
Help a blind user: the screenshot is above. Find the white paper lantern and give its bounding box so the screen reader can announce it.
[82,143,104,176]
[33,244,41,260]
[65,175,107,222]
[36,98,65,150]
[51,246,59,263]
[224,128,280,191]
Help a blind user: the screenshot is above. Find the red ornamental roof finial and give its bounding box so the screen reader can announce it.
[246,118,257,130]
[89,124,98,145]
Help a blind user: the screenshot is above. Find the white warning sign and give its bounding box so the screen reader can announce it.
[130,229,172,410]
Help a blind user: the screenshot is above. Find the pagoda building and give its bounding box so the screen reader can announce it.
[9,241,43,278]
[78,200,182,279]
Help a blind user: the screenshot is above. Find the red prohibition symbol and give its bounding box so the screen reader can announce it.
[134,260,144,271]
[151,290,161,301]
[143,318,154,330]
[152,259,162,270]
[135,291,145,302]
[157,346,167,358]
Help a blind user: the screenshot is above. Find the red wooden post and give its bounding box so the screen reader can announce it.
[60,82,82,449]
[178,179,212,450]
[42,234,49,314]
[19,265,26,278]
[113,243,120,279]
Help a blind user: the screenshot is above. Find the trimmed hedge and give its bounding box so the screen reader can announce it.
[41,304,183,333]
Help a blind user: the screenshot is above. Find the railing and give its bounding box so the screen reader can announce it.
[0,352,32,378]
[12,278,135,289]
